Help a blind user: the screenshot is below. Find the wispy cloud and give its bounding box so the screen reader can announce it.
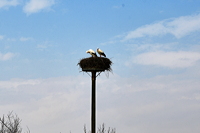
[0,78,41,89]
[20,37,32,41]
[132,51,200,68]
[112,4,125,9]
[23,0,55,15]
[180,93,200,100]
[123,14,200,41]
[0,52,16,61]
[0,76,90,132]
[36,41,53,51]
[0,0,20,8]
[0,35,4,40]
[0,74,200,132]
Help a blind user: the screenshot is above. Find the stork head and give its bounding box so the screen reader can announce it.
[86,49,95,54]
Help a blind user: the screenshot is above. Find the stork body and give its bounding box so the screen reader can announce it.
[97,48,106,57]
[86,49,97,57]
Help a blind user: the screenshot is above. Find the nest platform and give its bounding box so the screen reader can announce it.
[78,57,112,72]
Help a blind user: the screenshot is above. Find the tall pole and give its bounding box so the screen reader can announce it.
[91,71,96,133]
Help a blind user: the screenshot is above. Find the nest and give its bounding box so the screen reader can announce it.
[78,57,112,72]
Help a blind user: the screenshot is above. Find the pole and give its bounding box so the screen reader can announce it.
[91,71,96,133]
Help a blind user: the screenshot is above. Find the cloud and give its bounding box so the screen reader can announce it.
[0,52,16,61]
[132,51,200,68]
[123,14,200,40]
[125,22,167,40]
[0,76,90,132]
[36,41,53,51]
[180,93,200,100]
[0,78,41,89]
[0,36,32,42]
[23,0,55,14]
[1,74,200,133]
[112,4,125,9]
[20,37,32,41]
[0,0,19,8]
[6,38,16,41]
[0,35,4,40]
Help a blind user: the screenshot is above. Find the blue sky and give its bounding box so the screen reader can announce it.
[1,0,200,133]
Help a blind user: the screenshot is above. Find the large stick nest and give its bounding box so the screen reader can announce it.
[78,57,112,72]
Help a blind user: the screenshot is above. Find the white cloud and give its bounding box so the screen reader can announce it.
[180,93,200,100]
[0,52,16,61]
[0,0,19,8]
[0,76,90,133]
[6,37,16,41]
[123,14,200,40]
[0,78,41,89]
[132,51,200,68]
[36,41,53,51]
[0,35,4,40]
[124,22,167,40]
[20,37,32,41]
[23,0,55,15]
[1,74,200,133]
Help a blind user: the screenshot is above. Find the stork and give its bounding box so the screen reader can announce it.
[86,49,97,57]
[97,48,106,57]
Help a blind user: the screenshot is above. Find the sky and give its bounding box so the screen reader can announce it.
[0,0,200,132]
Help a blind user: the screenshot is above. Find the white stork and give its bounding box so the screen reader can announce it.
[97,48,106,57]
[86,49,97,57]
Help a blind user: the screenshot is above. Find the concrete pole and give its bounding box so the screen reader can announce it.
[91,71,96,133]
